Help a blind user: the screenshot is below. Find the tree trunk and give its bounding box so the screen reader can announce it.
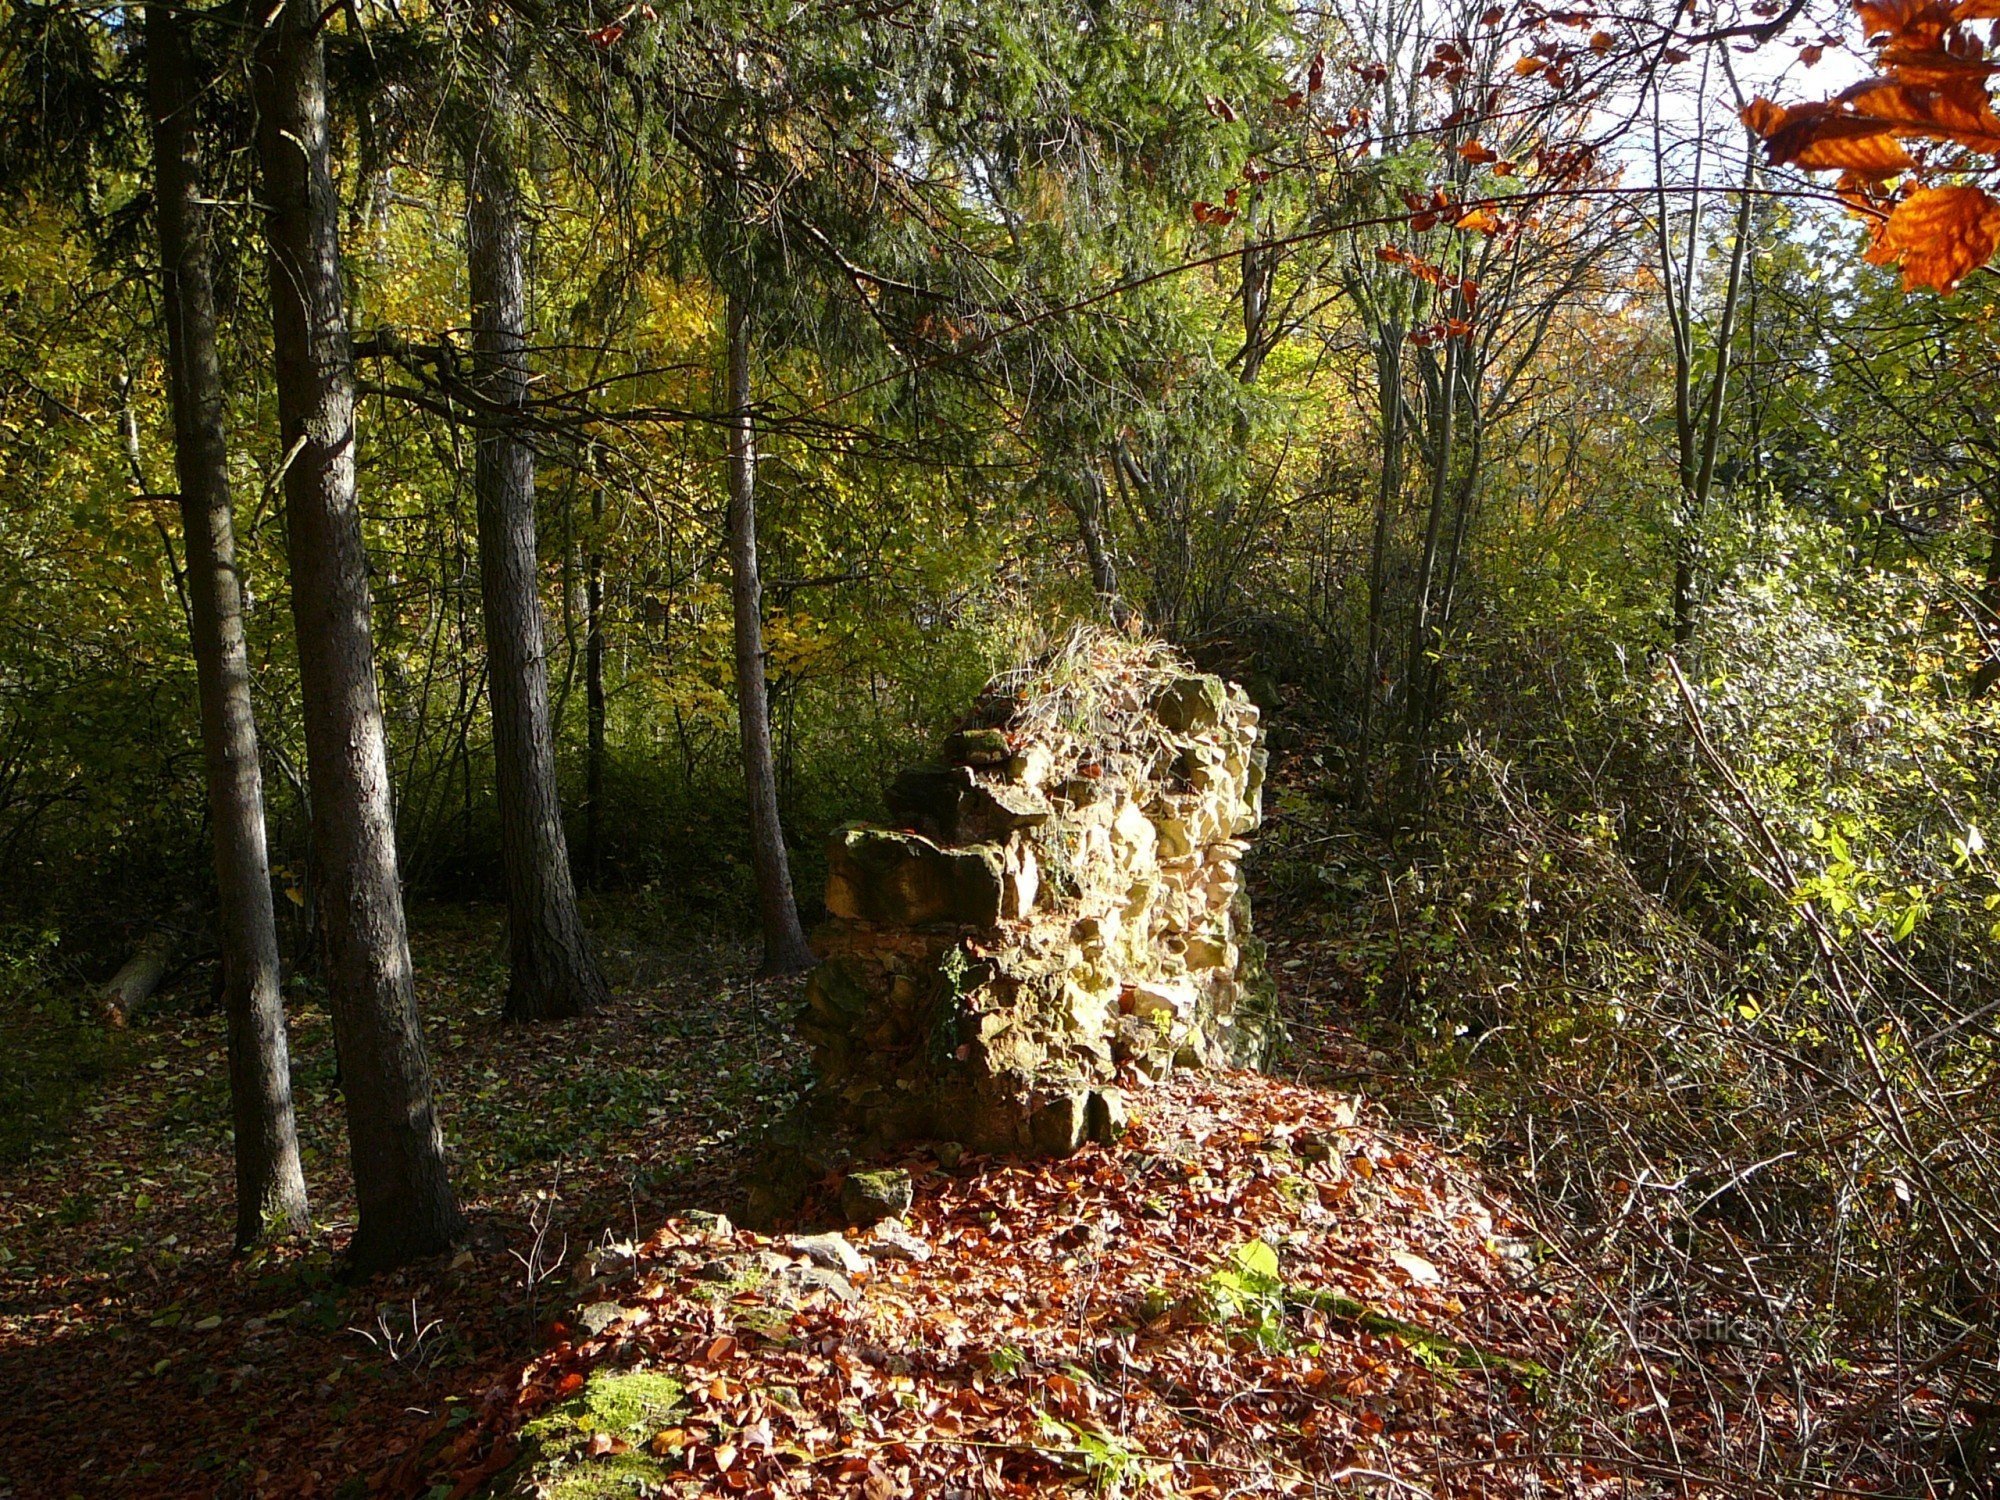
[146,0,309,1247]
[465,42,607,1022]
[724,287,815,975]
[253,0,462,1273]
[1404,333,1458,735]
[96,928,176,1030]
[1068,466,1127,622]
[1351,326,1403,807]
[584,485,606,882]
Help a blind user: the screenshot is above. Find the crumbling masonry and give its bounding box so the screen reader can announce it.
[800,639,1281,1154]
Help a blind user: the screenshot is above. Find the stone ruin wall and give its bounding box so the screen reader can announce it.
[800,649,1280,1155]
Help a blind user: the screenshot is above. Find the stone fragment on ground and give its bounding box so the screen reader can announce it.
[868,1217,933,1262]
[683,1209,733,1242]
[789,1231,869,1276]
[794,1266,859,1303]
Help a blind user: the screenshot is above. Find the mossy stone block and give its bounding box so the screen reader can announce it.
[841,1167,914,1226]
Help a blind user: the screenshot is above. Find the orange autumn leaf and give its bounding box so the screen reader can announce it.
[1455,207,1504,232]
[1842,74,2000,150]
[1458,140,1499,163]
[1866,184,2000,290]
[1745,97,1916,177]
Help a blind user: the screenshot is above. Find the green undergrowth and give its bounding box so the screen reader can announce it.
[0,926,109,1160]
[1199,1239,1546,1381]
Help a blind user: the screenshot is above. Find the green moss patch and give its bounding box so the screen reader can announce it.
[511,1370,685,1499]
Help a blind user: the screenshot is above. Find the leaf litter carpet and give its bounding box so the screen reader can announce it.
[402,1071,1569,1499]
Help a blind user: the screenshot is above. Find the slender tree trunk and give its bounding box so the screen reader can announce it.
[1352,327,1403,806]
[1418,359,1486,750]
[584,485,606,882]
[147,1,308,1249]
[1404,333,1458,730]
[1973,504,2000,700]
[1067,466,1127,622]
[1239,239,1274,387]
[253,0,461,1273]
[724,287,814,975]
[465,42,607,1022]
[1663,126,1756,647]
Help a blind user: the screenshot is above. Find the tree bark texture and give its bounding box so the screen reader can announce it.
[465,47,608,1022]
[253,0,462,1272]
[147,0,309,1247]
[724,288,815,975]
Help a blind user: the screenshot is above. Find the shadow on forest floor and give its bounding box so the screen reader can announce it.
[0,896,808,1499]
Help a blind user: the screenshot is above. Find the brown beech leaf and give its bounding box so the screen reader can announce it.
[1866,184,2000,290]
[1458,140,1499,163]
[1746,97,1916,177]
[1857,0,1955,47]
[1455,207,1504,232]
[1590,29,1615,51]
[1847,73,2000,151]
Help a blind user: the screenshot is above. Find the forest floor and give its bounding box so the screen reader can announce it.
[0,749,1933,1499]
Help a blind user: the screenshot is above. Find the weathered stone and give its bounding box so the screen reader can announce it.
[841,1168,913,1226]
[1002,843,1041,919]
[825,826,1004,928]
[1151,812,1194,861]
[795,1266,860,1303]
[683,1209,733,1243]
[1030,1093,1087,1155]
[1153,674,1226,732]
[959,782,1052,841]
[869,1218,933,1263]
[578,1300,627,1335]
[885,763,976,841]
[1184,933,1234,970]
[1127,979,1195,1024]
[790,1232,869,1276]
[943,727,1012,766]
[1087,1087,1130,1143]
[1111,801,1158,866]
[1007,743,1054,787]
